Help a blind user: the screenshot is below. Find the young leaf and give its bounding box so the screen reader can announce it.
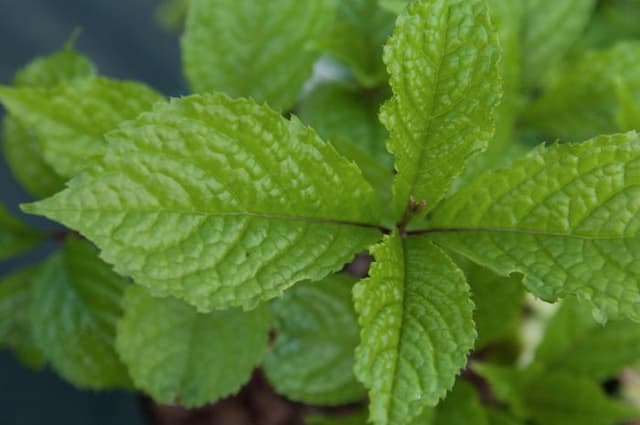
[265,274,365,405]
[30,237,130,389]
[181,0,335,110]
[354,232,475,425]
[323,0,396,87]
[0,204,41,260]
[116,285,270,407]
[520,0,595,89]
[534,300,640,380]
[0,266,45,368]
[524,42,640,141]
[25,93,383,312]
[2,43,94,198]
[0,76,163,178]
[381,0,501,219]
[428,132,640,323]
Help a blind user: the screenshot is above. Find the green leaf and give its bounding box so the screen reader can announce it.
[25,93,383,312]
[461,261,524,349]
[431,381,488,425]
[523,372,634,425]
[297,82,392,214]
[616,79,640,131]
[428,132,640,322]
[181,0,336,110]
[524,42,640,141]
[306,411,368,425]
[0,266,45,368]
[378,0,409,14]
[323,0,396,87]
[265,273,365,405]
[0,203,41,260]
[155,0,189,32]
[116,285,269,407]
[382,0,501,219]
[2,43,94,198]
[485,409,521,425]
[30,237,130,389]
[534,300,640,380]
[354,232,475,425]
[0,76,163,178]
[520,0,595,89]
[575,0,640,51]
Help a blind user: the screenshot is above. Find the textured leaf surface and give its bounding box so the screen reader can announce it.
[182,0,335,110]
[534,301,640,380]
[429,132,640,322]
[0,266,45,368]
[0,204,41,260]
[298,82,392,213]
[116,285,269,407]
[520,0,595,89]
[525,42,640,141]
[0,76,162,177]
[30,238,130,389]
[461,260,524,348]
[265,274,365,405]
[26,93,382,312]
[382,0,501,219]
[2,44,94,197]
[354,232,475,425]
[323,0,396,87]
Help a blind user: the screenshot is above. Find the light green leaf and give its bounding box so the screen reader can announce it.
[574,0,640,51]
[323,0,396,87]
[461,261,524,349]
[354,232,475,425]
[0,204,41,260]
[306,411,368,425]
[524,42,640,141]
[0,76,163,178]
[429,132,640,322]
[116,285,269,407]
[378,0,409,14]
[25,93,383,312]
[382,0,501,219]
[30,237,130,389]
[0,266,45,368]
[265,274,365,405]
[534,300,640,380]
[2,43,94,198]
[431,381,488,425]
[523,372,634,425]
[520,0,595,89]
[182,0,336,110]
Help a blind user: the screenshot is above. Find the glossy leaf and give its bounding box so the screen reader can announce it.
[26,93,383,312]
[354,232,475,425]
[265,274,365,405]
[429,132,640,322]
[382,0,501,219]
[30,238,130,389]
[182,0,335,110]
[0,76,163,177]
[116,285,270,407]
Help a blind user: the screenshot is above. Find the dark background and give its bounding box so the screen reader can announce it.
[0,1,184,423]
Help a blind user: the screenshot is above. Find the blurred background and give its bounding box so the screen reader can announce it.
[0,0,183,423]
